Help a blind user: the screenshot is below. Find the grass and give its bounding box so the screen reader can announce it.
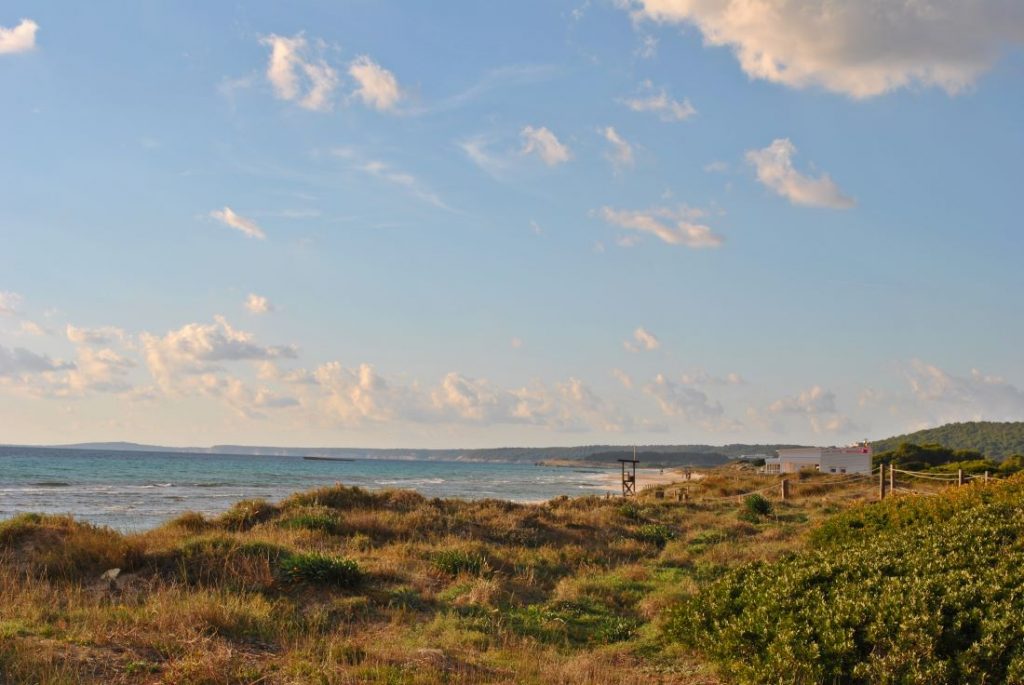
[0,465,980,684]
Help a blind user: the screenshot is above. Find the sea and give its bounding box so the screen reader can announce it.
[0,446,614,531]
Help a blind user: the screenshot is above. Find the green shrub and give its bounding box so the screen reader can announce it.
[665,476,1024,684]
[218,499,277,531]
[636,524,675,549]
[278,553,361,588]
[277,509,343,534]
[743,493,772,517]
[433,549,486,576]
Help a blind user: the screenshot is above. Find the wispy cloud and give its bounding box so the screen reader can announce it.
[747,139,854,209]
[602,126,635,169]
[599,205,723,248]
[349,56,402,111]
[210,207,267,239]
[521,126,571,166]
[0,291,22,316]
[624,327,660,352]
[622,81,695,122]
[259,33,339,111]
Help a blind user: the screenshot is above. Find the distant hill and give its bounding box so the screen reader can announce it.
[43,442,805,464]
[872,422,1024,459]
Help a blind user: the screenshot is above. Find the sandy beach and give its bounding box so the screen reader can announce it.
[589,466,704,494]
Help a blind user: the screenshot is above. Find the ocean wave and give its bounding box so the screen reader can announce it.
[376,478,446,485]
[30,481,70,487]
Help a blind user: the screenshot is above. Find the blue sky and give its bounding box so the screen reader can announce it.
[1,1,1023,448]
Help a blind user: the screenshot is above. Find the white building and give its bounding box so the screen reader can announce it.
[763,443,872,475]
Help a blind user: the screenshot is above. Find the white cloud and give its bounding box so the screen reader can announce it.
[645,373,724,422]
[349,56,402,111]
[612,368,634,389]
[0,344,71,377]
[510,337,524,349]
[602,126,635,168]
[0,291,22,316]
[636,34,658,59]
[624,327,660,352]
[259,33,339,111]
[747,139,854,209]
[358,159,450,210]
[600,205,723,248]
[768,385,837,415]
[622,81,695,121]
[624,0,1024,98]
[210,207,267,239]
[905,360,1024,422]
[245,294,273,315]
[66,324,126,346]
[19,320,46,336]
[704,160,729,173]
[140,316,296,390]
[679,369,746,386]
[0,19,37,54]
[458,136,508,178]
[64,347,135,395]
[521,126,571,166]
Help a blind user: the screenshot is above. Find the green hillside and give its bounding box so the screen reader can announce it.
[872,421,1024,458]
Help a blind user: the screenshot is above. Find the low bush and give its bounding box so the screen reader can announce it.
[635,524,675,549]
[278,553,361,588]
[433,549,486,576]
[665,476,1024,684]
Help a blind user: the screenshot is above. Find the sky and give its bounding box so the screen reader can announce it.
[1,1,1023,449]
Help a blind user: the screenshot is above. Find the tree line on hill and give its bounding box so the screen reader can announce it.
[871,421,1024,458]
[873,442,1024,475]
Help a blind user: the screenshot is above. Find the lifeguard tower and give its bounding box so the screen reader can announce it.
[619,447,639,497]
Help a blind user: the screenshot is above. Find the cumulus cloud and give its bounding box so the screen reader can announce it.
[521,126,571,166]
[621,81,695,121]
[600,205,723,248]
[19,320,46,336]
[624,327,660,352]
[905,360,1024,422]
[602,126,635,168]
[624,0,1024,98]
[140,316,296,390]
[66,324,126,346]
[259,33,339,111]
[349,56,402,111]
[210,207,267,239]
[431,373,629,432]
[64,347,135,395]
[0,291,22,316]
[0,344,72,377]
[768,385,837,415]
[0,18,37,54]
[747,139,854,209]
[612,368,634,389]
[645,373,724,422]
[245,294,273,315]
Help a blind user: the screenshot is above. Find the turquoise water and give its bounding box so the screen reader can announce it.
[0,446,612,531]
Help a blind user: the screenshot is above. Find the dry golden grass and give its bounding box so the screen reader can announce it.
[0,466,880,684]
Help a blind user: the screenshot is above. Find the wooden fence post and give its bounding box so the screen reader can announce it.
[888,463,895,495]
[958,469,964,487]
[879,464,885,500]
[781,479,790,501]
[985,471,989,484]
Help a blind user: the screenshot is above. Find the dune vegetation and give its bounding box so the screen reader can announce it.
[0,466,1017,684]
